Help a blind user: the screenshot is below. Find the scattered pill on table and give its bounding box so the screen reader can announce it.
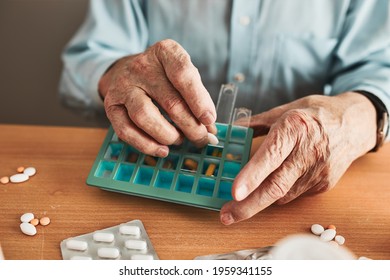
[335,235,345,245]
[0,176,9,184]
[39,217,51,226]
[20,222,37,236]
[23,167,36,177]
[20,213,34,223]
[30,218,39,226]
[327,224,336,230]
[320,229,337,242]
[131,254,154,260]
[10,173,29,183]
[16,166,25,173]
[207,132,219,145]
[311,224,325,235]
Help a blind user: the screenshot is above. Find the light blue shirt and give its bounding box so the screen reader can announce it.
[60,0,390,140]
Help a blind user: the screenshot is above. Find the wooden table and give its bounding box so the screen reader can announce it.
[0,124,389,260]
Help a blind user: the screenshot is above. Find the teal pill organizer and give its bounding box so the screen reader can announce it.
[86,123,253,210]
[87,84,253,210]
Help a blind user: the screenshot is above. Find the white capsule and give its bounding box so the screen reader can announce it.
[93,232,115,243]
[20,213,34,223]
[70,256,92,260]
[97,247,120,259]
[125,239,147,251]
[131,254,154,260]
[10,173,29,183]
[320,229,337,242]
[310,224,324,235]
[20,222,37,236]
[23,167,37,177]
[119,225,141,237]
[66,239,88,251]
[207,133,219,145]
[335,235,345,245]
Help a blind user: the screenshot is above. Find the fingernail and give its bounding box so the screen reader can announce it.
[207,132,219,145]
[199,111,215,125]
[235,184,248,201]
[156,147,169,157]
[207,123,218,135]
[221,212,234,225]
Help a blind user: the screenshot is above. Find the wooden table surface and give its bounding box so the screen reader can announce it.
[0,124,389,260]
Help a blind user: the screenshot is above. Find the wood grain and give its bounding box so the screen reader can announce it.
[0,124,389,260]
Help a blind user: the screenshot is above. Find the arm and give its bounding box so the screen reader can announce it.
[59,0,148,114]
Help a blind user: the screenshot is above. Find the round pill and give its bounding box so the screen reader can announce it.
[207,132,219,145]
[0,176,9,184]
[125,239,147,251]
[131,254,154,260]
[93,232,115,243]
[16,166,25,173]
[327,224,336,230]
[20,222,37,236]
[335,235,345,245]
[310,224,324,235]
[66,239,88,251]
[20,213,34,223]
[10,173,29,183]
[97,247,120,259]
[40,217,50,226]
[23,167,36,177]
[320,229,337,242]
[30,218,39,226]
[119,225,141,237]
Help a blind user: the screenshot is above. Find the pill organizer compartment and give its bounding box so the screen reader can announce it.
[87,122,253,210]
[60,219,158,260]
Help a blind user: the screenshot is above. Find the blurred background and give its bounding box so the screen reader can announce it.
[0,0,107,127]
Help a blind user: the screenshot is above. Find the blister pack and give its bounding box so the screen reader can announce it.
[60,220,158,260]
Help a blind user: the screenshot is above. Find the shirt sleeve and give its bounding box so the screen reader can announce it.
[328,0,390,141]
[59,0,148,115]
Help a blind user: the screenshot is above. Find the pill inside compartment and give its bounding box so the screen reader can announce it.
[202,158,220,177]
[181,157,200,173]
[124,146,140,164]
[206,146,223,158]
[161,153,179,170]
[225,143,244,161]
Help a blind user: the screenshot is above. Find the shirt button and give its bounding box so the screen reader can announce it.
[239,16,251,26]
[234,73,245,83]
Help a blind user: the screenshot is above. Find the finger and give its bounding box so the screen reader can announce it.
[124,87,182,146]
[105,104,169,157]
[153,39,216,125]
[220,157,303,225]
[231,117,298,202]
[150,81,210,147]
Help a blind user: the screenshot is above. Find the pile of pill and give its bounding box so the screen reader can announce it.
[60,220,158,260]
[310,224,345,246]
[20,212,51,236]
[0,166,37,184]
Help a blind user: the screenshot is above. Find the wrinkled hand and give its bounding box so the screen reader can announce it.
[220,92,377,225]
[99,39,216,157]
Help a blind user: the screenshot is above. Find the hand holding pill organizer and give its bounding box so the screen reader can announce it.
[86,84,254,210]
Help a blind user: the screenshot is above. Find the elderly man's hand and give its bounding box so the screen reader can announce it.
[98,39,216,157]
[220,92,377,225]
